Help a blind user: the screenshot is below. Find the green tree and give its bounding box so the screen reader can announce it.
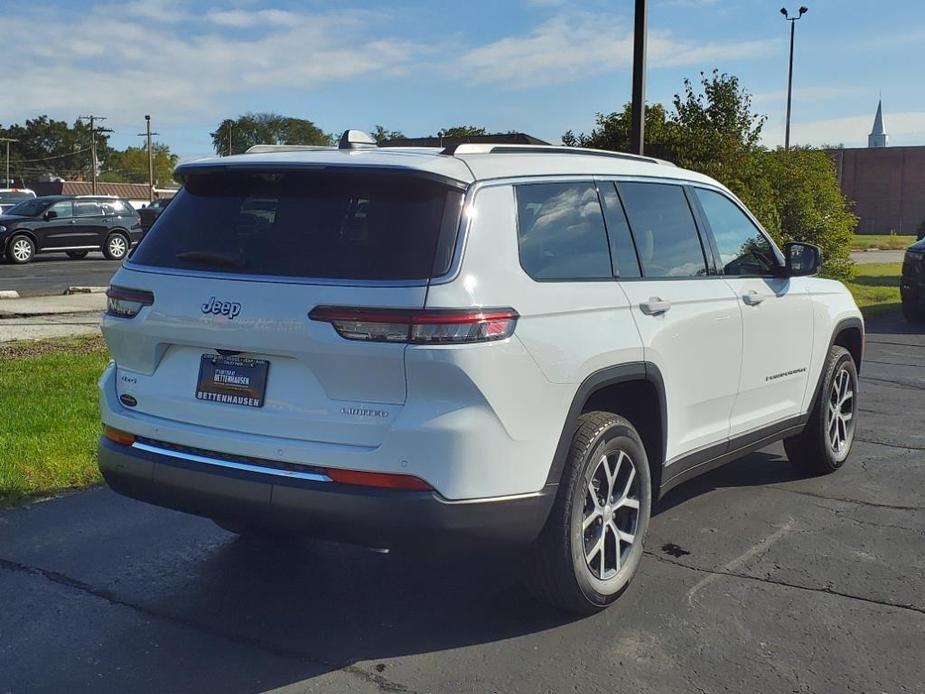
[758,148,856,279]
[562,103,676,159]
[101,143,179,185]
[0,116,111,182]
[211,113,331,155]
[371,125,405,144]
[435,126,488,138]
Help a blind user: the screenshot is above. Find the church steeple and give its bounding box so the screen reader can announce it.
[869,99,888,148]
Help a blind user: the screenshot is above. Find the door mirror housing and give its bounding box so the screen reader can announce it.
[43,210,58,221]
[784,242,821,277]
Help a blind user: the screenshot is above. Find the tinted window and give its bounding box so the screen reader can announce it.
[694,188,778,276]
[48,201,73,219]
[598,182,641,278]
[515,182,612,280]
[100,199,134,216]
[6,199,47,216]
[618,182,707,278]
[131,170,464,281]
[74,200,103,217]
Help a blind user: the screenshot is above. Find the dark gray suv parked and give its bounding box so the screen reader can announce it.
[0,195,142,264]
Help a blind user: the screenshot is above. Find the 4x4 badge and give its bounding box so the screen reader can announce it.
[201,296,241,319]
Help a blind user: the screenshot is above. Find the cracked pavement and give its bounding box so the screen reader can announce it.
[2,313,924,693]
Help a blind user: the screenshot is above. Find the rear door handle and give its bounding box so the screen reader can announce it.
[742,290,765,306]
[640,297,671,316]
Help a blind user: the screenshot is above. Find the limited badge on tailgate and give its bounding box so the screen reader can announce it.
[196,354,269,408]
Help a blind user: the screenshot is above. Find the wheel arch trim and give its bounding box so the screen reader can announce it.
[544,362,667,489]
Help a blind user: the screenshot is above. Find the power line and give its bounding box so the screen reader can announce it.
[78,115,112,194]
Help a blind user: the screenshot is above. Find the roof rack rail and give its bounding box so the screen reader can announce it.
[442,143,672,166]
[245,144,333,154]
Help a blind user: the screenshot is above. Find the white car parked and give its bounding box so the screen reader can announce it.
[98,131,863,613]
[0,188,36,214]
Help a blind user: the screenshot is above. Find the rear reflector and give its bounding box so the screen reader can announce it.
[325,468,433,490]
[309,306,518,344]
[106,285,154,319]
[104,426,136,446]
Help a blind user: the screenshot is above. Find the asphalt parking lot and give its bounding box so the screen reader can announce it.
[0,254,118,297]
[1,313,923,694]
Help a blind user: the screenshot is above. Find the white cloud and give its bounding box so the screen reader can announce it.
[2,3,421,131]
[458,13,779,86]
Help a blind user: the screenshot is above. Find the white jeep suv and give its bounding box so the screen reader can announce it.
[98,131,863,613]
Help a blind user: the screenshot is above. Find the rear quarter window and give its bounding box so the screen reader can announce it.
[515,182,613,281]
[130,170,464,281]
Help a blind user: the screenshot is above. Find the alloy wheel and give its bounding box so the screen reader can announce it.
[108,236,127,258]
[827,366,856,457]
[11,238,32,262]
[581,450,641,581]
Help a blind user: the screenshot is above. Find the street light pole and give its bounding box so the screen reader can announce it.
[781,6,808,151]
[0,138,17,186]
[630,0,648,155]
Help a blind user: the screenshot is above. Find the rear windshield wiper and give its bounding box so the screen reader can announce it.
[175,250,245,269]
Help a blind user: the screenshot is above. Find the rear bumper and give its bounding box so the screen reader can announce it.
[98,436,556,548]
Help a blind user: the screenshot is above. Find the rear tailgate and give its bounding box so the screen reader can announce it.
[102,165,466,448]
[104,268,423,447]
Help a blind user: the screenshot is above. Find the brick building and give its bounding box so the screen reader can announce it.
[827,101,925,236]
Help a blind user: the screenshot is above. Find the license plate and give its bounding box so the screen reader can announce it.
[196,354,269,408]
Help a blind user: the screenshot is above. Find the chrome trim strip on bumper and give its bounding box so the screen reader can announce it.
[131,440,333,483]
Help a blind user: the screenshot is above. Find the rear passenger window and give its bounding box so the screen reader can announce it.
[74,201,102,217]
[597,182,641,278]
[618,182,707,278]
[515,182,612,281]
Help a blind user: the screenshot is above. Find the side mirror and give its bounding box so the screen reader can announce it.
[785,242,821,277]
[43,210,58,221]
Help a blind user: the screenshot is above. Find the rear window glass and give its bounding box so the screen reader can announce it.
[130,170,464,281]
[618,182,707,278]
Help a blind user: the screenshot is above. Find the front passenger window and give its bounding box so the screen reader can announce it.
[694,188,778,276]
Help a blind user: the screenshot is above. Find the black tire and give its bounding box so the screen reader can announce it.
[102,232,129,261]
[7,234,35,264]
[529,411,652,614]
[784,345,858,475]
[902,301,925,323]
[66,250,89,259]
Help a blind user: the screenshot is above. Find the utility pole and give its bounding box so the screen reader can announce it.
[227,121,233,156]
[137,115,160,201]
[630,0,648,155]
[0,137,17,187]
[780,6,808,151]
[78,115,110,193]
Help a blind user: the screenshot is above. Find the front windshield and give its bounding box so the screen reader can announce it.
[0,191,34,204]
[5,198,49,216]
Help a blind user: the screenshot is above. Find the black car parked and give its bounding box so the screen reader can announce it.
[138,196,173,233]
[0,195,142,264]
[901,238,925,322]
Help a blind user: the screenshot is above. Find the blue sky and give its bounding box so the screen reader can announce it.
[5,0,924,160]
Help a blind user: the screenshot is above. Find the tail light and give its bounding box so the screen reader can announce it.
[308,306,518,344]
[106,285,154,318]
